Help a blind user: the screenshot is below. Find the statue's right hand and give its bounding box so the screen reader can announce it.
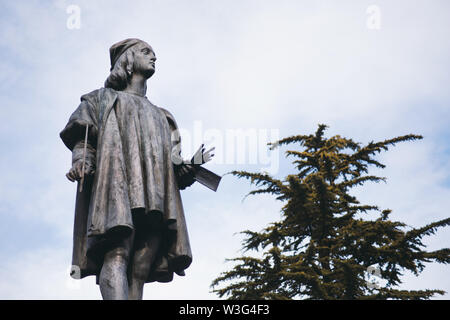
[66,160,95,182]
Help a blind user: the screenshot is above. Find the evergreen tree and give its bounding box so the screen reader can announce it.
[211,125,450,300]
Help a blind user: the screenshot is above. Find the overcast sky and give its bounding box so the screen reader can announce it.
[0,0,449,299]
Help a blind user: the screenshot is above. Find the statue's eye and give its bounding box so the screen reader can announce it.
[142,48,151,55]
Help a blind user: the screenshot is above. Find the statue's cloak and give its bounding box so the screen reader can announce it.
[60,87,192,283]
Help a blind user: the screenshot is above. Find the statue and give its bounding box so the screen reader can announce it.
[60,38,220,300]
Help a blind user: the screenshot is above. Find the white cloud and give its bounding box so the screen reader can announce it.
[0,247,100,299]
[0,0,449,299]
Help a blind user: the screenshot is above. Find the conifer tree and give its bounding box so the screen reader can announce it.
[211,125,450,300]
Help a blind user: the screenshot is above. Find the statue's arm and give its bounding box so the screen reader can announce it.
[159,106,214,190]
[171,134,196,190]
[66,140,96,182]
[60,98,99,182]
[158,107,196,190]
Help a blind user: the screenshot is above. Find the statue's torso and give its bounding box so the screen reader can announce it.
[114,91,172,212]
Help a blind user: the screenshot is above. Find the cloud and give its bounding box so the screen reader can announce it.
[0,246,100,299]
[0,0,449,299]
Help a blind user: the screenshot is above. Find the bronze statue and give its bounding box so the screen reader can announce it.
[60,38,220,300]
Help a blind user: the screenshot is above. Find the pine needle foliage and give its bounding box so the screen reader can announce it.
[211,125,450,300]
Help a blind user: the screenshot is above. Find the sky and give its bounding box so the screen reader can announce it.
[0,0,449,299]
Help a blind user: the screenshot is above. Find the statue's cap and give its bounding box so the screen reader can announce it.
[109,38,144,70]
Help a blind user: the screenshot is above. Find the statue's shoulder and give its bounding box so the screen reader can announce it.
[157,106,178,129]
[80,87,118,105]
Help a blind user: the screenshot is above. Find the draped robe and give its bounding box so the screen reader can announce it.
[60,87,192,283]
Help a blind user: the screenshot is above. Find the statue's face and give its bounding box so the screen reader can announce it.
[133,42,156,78]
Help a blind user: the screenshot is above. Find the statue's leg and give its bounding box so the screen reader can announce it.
[99,232,134,300]
[128,228,161,300]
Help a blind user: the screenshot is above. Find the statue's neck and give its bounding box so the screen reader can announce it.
[123,73,147,97]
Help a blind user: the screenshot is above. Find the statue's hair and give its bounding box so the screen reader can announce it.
[104,49,135,91]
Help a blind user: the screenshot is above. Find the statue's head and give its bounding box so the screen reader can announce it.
[104,38,157,91]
